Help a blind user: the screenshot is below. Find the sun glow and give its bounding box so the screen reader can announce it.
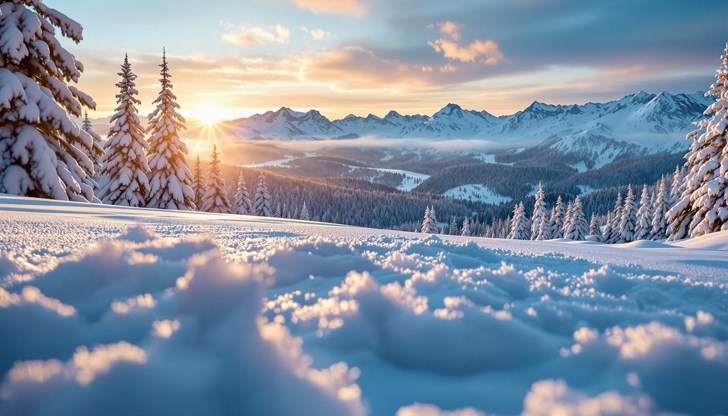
[193,104,225,126]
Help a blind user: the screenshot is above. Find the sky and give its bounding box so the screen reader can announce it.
[49,0,728,123]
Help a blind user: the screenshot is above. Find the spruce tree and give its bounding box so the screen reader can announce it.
[232,171,253,215]
[300,201,310,221]
[201,145,231,213]
[606,193,623,243]
[0,2,97,201]
[98,55,149,207]
[618,185,638,243]
[531,182,548,240]
[82,111,104,193]
[274,203,282,217]
[508,203,530,240]
[564,197,588,240]
[192,155,206,210]
[562,201,574,238]
[651,178,670,240]
[589,214,601,241]
[449,216,459,235]
[461,217,471,236]
[635,185,653,240]
[602,212,613,243]
[146,49,195,210]
[254,172,272,216]
[549,196,565,238]
[668,43,728,239]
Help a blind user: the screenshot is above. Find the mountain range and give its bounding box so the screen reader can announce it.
[186,91,712,155]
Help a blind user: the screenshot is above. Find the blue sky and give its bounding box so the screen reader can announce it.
[48,0,728,121]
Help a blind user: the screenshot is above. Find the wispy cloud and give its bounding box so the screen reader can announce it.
[221,23,291,46]
[428,21,504,65]
[300,27,330,41]
[286,0,367,16]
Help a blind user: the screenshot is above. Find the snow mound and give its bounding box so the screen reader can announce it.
[2,196,728,415]
[672,230,728,250]
[0,228,364,416]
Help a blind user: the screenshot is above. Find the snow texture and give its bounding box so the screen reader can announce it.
[1,195,728,415]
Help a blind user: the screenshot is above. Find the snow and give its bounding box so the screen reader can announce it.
[1,194,728,415]
[443,184,512,204]
[568,161,588,173]
[244,155,298,168]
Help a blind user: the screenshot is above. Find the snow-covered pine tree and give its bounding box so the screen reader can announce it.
[461,216,471,236]
[602,212,613,243]
[549,196,565,238]
[428,206,438,233]
[300,201,310,221]
[274,203,282,217]
[635,185,653,240]
[669,165,683,206]
[606,193,623,243]
[448,216,459,235]
[254,172,272,216]
[540,211,553,240]
[530,182,547,240]
[146,49,195,210]
[192,155,206,210]
[589,214,601,241]
[562,201,574,238]
[564,197,588,240]
[97,55,149,207]
[508,203,530,240]
[421,206,430,233]
[232,171,253,215]
[668,43,728,239]
[81,111,104,193]
[201,145,230,213]
[651,178,669,240]
[0,2,98,201]
[618,185,638,243]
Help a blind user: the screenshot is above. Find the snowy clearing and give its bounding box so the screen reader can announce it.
[443,184,512,205]
[1,195,727,416]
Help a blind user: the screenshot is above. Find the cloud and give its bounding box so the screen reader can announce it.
[301,27,330,41]
[286,0,367,15]
[221,23,291,46]
[428,21,504,65]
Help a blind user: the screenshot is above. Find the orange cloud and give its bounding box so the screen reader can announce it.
[288,0,366,15]
[300,46,435,92]
[221,23,291,46]
[428,21,504,65]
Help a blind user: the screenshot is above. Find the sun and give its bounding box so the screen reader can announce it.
[194,104,224,126]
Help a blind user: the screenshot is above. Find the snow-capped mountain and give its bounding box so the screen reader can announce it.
[185,91,712,154]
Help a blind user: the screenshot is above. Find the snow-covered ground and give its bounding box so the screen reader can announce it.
[1,195,727,416]
[443,184,512,205]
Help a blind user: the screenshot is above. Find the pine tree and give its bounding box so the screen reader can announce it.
[606,193,623,243]
[508,203,530,240]
[668,43,728,240]
[146,49,195,210]
[449,216,459,235]
[531,182,548,240]
[97,55,149,207]
[589,214,601,241]
[461,217,471,236]
[562,201,574,238]
[549,196,565,239]
[635,185,653,240]
[192,155,206,210]
[201,145,230,213]
[0,2,97,201]
[651,178,670,240]
[300,201,310,221]
[618,185,638,243]
[564,197,588,240]
[254,172,272,216]
[274,203,282,217]
[232,171,253,215]
[602,212,613,243]
[82,111,104,193]
[421,206,438,234]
